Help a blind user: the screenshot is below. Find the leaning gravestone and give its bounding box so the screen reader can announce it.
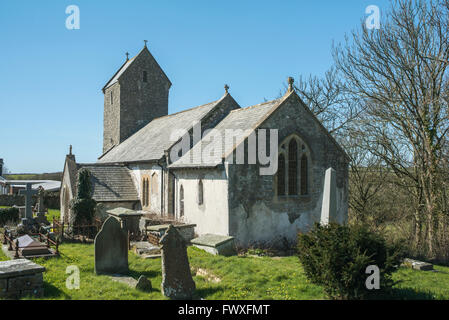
[94,217,128,275]
[160,224,195,299]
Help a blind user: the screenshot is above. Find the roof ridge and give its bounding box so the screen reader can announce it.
[150,98,221,122]
[230,98,281,113]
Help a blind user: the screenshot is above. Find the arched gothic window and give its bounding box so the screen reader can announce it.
[179,185,184,217]
[277,154,286,196]
[198,179,204,205]
[301,154,308,195]
[277,135,310,197]
[288,139,298,195]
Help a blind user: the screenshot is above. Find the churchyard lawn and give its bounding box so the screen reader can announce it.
[1,239,449,300]
[1,210,449,300]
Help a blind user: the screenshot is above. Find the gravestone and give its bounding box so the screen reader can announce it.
[320,167,337,225]
[191,234,236,256]
[94,217,128,275]
[35,187,49,225]
[17,234,51,256]
[0,259,45,299]
[160,224,195,299]
[18,183,38,220]
[106,207,143,236]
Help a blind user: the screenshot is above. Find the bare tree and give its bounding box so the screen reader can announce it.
[333,0,449,259]
[292,67,364,135]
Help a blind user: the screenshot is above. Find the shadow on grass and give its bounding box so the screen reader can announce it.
[43,282,71,299]
[194,286,226,299]
[367,287,435,300]
[128,269,160,280]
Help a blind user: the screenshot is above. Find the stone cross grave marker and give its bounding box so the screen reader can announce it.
[160,224,196,299]
[320,167,337,225]
[18,183,38,220]
[94,216,128,275]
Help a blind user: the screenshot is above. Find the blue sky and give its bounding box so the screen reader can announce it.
[0,0,389,173]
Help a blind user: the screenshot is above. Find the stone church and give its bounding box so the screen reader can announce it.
[60,44,349,246]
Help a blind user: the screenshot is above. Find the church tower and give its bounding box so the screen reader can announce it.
[102,44,172,153]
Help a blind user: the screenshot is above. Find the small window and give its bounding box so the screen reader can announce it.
[143,71,148,83]
[198,180,204,205]
[179,185,184,216]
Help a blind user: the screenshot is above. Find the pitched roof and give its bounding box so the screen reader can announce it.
[78,164,138,202]
[169,91,350,169]
[169,97,283,168]
[102,46,171,92]
[97,95,229,164]
[102,57,135,91]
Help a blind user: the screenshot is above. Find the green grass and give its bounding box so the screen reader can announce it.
[3,174,37,180]
[1,209,449,300]
[47,209,60,222]
[1,241,449,300]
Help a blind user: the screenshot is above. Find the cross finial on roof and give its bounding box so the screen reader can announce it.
[144,40,148,47]
[287,76,294,93]
[125,52,129,61]
[224,84,229,94]
[69,145,72,155]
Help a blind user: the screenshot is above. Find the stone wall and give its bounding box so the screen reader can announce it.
[0,194,60,209]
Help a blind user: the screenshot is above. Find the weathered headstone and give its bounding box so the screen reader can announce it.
[35,187,49,225]
[135,275,152,292]
[94,217,128,275]
[36,186,46,213]
[160,224,196,299]
[18,183,38,220]
[320,167,337,225]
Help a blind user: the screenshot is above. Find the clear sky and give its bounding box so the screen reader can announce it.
[0,0,390,173]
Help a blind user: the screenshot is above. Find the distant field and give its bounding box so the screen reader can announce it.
[4,172,62,181]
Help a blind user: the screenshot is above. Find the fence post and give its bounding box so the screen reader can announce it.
[55,238,59,255]
[8,236,13,251]
[46,234,50,248]
[14,239,19,258]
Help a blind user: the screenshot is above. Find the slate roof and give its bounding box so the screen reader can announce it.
[98,96,227,164]
[78,164,138,202]
[0,180,61,192]
[169,98,283,168]
[102,57,135,91]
